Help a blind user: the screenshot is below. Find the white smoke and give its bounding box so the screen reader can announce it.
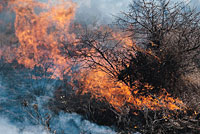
[74,0,200,24]
[0,112,116,134]
[0,114,116,134]
[50,112,116,134]
[74,0,131,24]
[0,117,48,134]
[0,66,116,134]
[0,118,19,134]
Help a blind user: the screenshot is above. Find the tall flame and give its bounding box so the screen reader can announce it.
[8,0,77,79]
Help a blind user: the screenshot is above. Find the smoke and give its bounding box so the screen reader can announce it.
[0,0,131,29]
[1,0,198,30]
[0,64,117,134]
[0,117,48,134]
[189,0,200,10]
[74,0,131,24]
[49,112,116,134]
[0,118,19,134]
[73,0,200,25]
[0,113,115,134]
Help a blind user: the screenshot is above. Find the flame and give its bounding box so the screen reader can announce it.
[0,4,3,12]
[1,0,186,112]
[6,0,77,79]
[80,69,185,112]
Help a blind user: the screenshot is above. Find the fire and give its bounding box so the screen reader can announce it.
[0,0,186,112]
[80,69,185,112]
[0,4,3,12]
[6,0,77,79]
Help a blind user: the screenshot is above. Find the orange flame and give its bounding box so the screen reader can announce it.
[80,69,185,112]
[7,0,77,79]
[0,0,186,112]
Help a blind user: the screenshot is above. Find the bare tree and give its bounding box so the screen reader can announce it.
[118,0,200,51]
[115,0,200,94]
[75,26,134,80]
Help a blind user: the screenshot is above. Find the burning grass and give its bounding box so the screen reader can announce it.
[51,85,200,134]
[78,69,185,111]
